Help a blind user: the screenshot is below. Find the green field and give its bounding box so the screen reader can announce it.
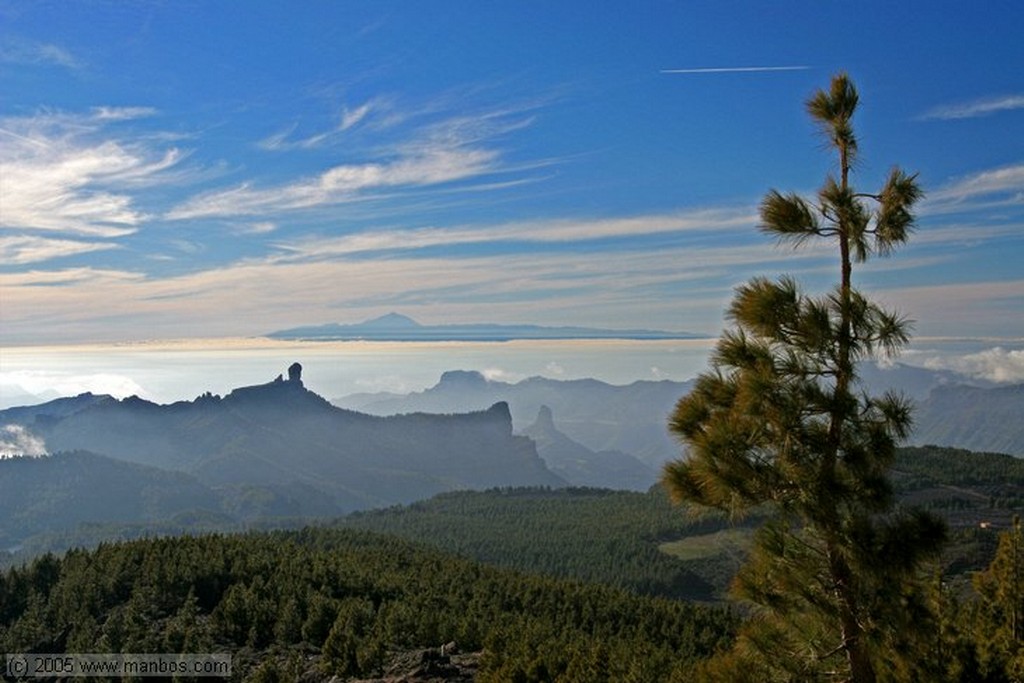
[659,527,753,562]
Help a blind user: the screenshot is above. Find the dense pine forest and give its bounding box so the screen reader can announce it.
[340,486,737,602]
[0,447,1021,681]
[0,528,736,682]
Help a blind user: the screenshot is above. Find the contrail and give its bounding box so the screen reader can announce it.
[660,65,810,74]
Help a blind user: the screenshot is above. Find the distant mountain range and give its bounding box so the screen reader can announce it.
[335,369,693,467]
[335,364,1024,464]
[0,364,570,551]
[2,359,1021,561]
[267,312,702,341]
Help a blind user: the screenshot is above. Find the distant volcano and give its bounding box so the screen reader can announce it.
[267,313,702,342]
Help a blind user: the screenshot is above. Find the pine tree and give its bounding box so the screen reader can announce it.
[663,73,946,682]
[972,517,1024,680]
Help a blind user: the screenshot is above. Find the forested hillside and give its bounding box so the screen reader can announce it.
[0,528,736,682]
[340,487,741,602]
[893,445,1024,529]
[338,447,1024,603]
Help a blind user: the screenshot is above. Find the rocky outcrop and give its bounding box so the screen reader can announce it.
[522,405,656,490]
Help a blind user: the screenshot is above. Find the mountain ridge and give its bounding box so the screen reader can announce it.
[335,365,1024,465]
[0,365,566,519]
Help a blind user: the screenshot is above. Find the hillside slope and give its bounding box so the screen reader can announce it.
[911,383,1024,455]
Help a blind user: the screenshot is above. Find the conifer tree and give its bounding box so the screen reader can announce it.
[663,73,946,682]
[972,516,1024,680]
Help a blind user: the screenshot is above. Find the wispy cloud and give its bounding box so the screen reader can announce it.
[258,98,388,151]
[167,146,499,220]
[3,203,1019,344]
[92,106,159,122]
[927,163,1024,206]
[172,99,541,220]
[0,108,184,238]
[876,279,1024,339]
[0,235,119,265]
[660,65,810,74]
[1,370,145,403]
[0,207,805,342]
[920,94,1024,120]
[340,102,374,130]
[271,209,755,260]
[235,222,278,236]
[0,38,81,69]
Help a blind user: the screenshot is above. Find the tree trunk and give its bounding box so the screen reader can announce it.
[829,547,877,683]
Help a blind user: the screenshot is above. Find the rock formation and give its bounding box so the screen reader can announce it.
[288,362,303,385]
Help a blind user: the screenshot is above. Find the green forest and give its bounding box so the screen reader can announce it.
[0,527,737,682]
[340,486,735,602]
[0,487,1021,681]
[338,445,1024,600]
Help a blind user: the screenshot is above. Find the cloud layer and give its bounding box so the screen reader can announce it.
[917,347,1024,383]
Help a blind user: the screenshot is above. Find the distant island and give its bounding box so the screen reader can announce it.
[267,312,704,342]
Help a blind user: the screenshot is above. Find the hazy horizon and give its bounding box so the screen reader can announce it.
[3,335,1023,411]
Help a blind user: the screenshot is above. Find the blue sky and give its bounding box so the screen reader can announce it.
[1,1,1022,345]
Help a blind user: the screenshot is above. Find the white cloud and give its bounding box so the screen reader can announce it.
[271,208,755,259]
[167,146,499,219]
[921,94,1024,120]
[258,98,386,151]
[545,362,566,376]
[256,123,299,151]
[482,367,522,383]
[0,425,47,458]
[0,227,791,343]
[236,221,278,235]
[91,106,159,122]
[0,235,119,264]
[0,266,146,288]
[340,102,374,131]
[0,108,184,238]
[920,347,1024,383]
[183,95,546,220]
[874,280,1024,338]
[2,174,1017,343]
[928,163,1024,205]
